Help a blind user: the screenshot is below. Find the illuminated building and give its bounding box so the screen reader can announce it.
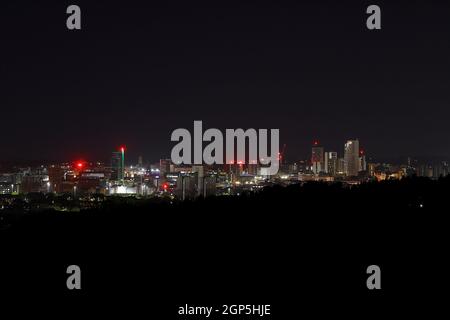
[344,139,360,177]
[18,167,49,194]
[295,160,308,174]
[77,171,105,194]
[368,163,378,176]
[417,164,433,178]
[324,151,337,175]
[164,172,179,190]
[0,182,14,194]
[111,147,125,183]
[109,185,137,195]
[311,141,324,175]
[359,149,367,172]
[298,172,316,182]
[0,173,16,194]
[192,165,204,197]
[336,157,345,175]
[174,166,217,200]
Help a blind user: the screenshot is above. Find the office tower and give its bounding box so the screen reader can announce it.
[138,156,143,167]
[336,158,345,175]
[325,151,338,176]
[359,150,367,172]
[311,141,324,175]
[111,149,125,183]
[344,139,360,177]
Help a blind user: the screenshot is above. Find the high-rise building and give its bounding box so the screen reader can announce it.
[344,139,360,177]
[324,152,338,176]
[359,150,367,172]
[111,149,125,183]
[311,141,324,175]
[337,157,346,175]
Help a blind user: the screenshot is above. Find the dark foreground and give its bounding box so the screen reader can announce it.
[1,177,448,317]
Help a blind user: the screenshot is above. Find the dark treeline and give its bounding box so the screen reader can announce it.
[0,176,448,307]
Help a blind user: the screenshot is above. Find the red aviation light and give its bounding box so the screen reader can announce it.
[75,161,85,169]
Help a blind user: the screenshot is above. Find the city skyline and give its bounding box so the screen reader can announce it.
[2,136,448,196]
[1,134,448,167]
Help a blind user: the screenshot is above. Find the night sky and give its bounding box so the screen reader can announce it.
[1,0,450,164]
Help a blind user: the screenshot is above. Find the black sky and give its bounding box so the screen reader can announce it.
[1,0,450,163]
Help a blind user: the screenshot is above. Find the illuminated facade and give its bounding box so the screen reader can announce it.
[344,139,360,177]
[111,149,125,183]
[311,142,324,175]
[324,151,338,175]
